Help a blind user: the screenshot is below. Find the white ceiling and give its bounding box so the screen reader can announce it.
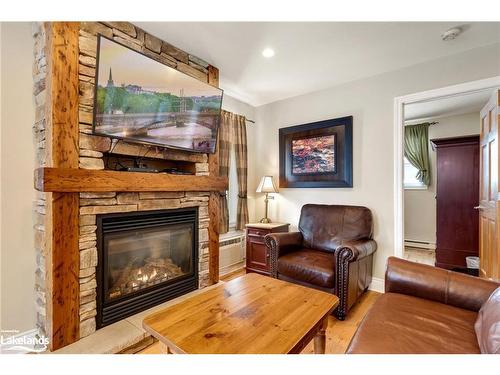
[136,22,500,106]
[404,90,492,121]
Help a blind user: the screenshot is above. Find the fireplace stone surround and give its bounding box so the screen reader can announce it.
[76,191,211,338]
[32,22,223,350]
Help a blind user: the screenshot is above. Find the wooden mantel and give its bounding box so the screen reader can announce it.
[35,167,228,193]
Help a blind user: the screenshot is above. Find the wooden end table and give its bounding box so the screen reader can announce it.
[142,273,339,354]
[245,223,289,276]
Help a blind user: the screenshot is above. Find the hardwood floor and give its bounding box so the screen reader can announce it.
[404,246,436,266]
[219,267,247,281]
[301,290,379,354]
[137,268,380,354]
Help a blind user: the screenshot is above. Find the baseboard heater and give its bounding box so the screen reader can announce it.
[219,233,245,276]
[404,239,436,250]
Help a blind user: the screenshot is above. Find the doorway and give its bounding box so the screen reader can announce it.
[393,77,500,266]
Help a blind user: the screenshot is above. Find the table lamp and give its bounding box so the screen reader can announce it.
[256,175,278,223]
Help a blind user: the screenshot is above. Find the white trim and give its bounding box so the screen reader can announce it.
[368,277,384,293]
[404,185,428,190]
[393,76,500,259]
[394,96,405,258]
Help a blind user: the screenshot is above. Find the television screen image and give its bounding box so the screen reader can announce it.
[93,36,223,153]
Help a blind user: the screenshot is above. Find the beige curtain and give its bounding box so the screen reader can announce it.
[233,114,249,230]
[218,110,231,234]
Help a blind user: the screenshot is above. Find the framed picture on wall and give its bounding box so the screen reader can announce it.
[279,116,353,188]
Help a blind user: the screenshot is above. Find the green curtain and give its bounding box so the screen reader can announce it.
[404,123,431,186]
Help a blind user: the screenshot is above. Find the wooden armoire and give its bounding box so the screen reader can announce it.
[431,135,480,270]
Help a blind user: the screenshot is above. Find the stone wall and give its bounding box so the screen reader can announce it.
[32,23,48,339]
[33,22,218,342]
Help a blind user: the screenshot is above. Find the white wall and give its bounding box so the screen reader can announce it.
[404,112,480,245]
[251,42,500,280]
[0,22,36,332]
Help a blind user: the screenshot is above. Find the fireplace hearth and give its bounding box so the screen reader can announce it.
[96,208,199,328]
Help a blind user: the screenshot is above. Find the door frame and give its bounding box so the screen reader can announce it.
[393,76,500,258]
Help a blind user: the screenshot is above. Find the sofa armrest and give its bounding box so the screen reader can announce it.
[385,256,500,312]
[265,232,303,278]
[335,239,377,263]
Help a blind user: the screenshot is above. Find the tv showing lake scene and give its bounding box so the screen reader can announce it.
[93,36,223,153]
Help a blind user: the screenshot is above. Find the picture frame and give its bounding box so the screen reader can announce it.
[279,116,353,188]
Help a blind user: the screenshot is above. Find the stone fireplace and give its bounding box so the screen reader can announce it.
[32,21,224,350]
[96,207,199,328]
[77,190,211,337]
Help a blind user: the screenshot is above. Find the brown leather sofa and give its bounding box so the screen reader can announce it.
[265,204,377,320]
[347,257,500,354]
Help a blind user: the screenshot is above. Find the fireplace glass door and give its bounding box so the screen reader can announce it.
[105,223,193,301]
[97,208,198,328]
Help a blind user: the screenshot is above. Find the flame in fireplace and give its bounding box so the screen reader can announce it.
[109,257,185,299]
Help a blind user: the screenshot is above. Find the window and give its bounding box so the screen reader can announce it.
[404,157,427,189]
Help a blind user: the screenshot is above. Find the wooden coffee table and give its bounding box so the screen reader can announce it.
[142,273,339,354]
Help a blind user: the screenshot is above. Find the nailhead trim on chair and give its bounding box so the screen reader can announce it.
[265,235,279,278]
[335,247,355,320]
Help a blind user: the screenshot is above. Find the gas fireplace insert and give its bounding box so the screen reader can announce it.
[96,207,199,328]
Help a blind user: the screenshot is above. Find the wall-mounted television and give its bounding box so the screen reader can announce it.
[92,35,223,154]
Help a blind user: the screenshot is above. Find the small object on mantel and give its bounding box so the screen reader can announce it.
[161,168,194,175]
[120,166,159,173]
[245,222,289,276]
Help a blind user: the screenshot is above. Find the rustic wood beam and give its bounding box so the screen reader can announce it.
[208,192,220,284]
[44,22,81,351]
[207,65,219,89]
[207,66,221,285]
[35,167,228,193]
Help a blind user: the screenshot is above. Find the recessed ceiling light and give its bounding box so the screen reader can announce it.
[262,48,275,58]
[441,27,462,41]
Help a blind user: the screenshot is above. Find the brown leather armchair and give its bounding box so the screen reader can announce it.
[264,204,377,320]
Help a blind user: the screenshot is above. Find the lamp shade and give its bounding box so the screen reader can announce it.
[256,175,278,193]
